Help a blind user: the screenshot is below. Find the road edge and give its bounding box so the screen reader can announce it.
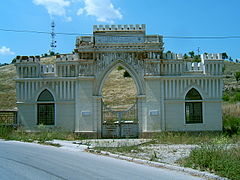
[87,149,228,180]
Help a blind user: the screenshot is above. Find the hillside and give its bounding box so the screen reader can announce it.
[102,67,136,109]
[0,64,16,110]
[0,60,239,110]
[223,61,240,90]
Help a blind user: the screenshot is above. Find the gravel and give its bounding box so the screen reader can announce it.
[112,144,198,165]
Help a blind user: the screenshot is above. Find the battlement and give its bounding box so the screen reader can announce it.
[145,35,163,43]
[15,56,40,63]
[162,53,183,60]
[56,54,79,61]
[201,53,222,61]
[76,36,93,42]
[40,64,55,76]
[93,24,146,32]
[186,62,203,72]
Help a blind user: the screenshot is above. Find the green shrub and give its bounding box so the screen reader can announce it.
[180,145,240,180]
[123,71,131,77]
[234,72,240,82]
[0,125,86,142]
[0,125,14,139]
[152,132,220,144]
[222,94,230,101]
[117,66,124,71]
[223,89,240,102]
[223,116,240,136]
[233,92,240,102]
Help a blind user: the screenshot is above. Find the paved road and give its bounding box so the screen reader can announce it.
[0,141,204,180]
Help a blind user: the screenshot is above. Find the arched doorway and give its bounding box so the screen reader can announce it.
[98,62,143,138]
[185,88,203,124]
[37,89,55,125]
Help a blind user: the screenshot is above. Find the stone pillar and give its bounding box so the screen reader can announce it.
[93,95,102,138]
[137,95,145,136]
[160,80,165,131]
[16,82,20,101]
[75,80,80,132]
[63,81,66,100]
[67,65,70,77]
[67,81,70,100]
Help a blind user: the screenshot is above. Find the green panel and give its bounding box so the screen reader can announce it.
[185,88,202,100]
[37,104,55,125]
[37,90,54,101]
[185,102,203,124]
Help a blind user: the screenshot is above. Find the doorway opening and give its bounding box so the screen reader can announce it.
[101,66,138,138]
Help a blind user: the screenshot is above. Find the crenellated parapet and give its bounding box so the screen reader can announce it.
[93,24,146,32]
[76,36,94,48]
[40,64,56,76]
[56,54,79,61]
[15,56,40,63]
[201,53,224,75]
[145,35,163,44]
[162,53,183,60]
[15,24,224,79]
[15,56,41,78]
[201,53,222,60]
[185,62,204,72]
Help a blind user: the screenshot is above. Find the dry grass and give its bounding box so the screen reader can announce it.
[223,103,240,118]
[102,67,137,109]
[223,61,240,90]
[40,56,56,64]
[0,64,16,110]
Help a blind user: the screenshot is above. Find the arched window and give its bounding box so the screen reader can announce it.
[185,88,203,124]
[37,89,55,125]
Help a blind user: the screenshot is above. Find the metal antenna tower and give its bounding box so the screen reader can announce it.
[50,20,57,52]
[197,47,200,55]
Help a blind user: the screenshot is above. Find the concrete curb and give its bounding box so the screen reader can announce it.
[88,149,228,180]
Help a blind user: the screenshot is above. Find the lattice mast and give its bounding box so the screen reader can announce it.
[50,20,57,52]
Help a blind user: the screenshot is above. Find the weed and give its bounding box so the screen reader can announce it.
[179,145,240,180]
[0,125,14,139]
[150,151,157,161]
[38,142,61,147]
[94,145,142,154]
[152,132,222,145]
[0,125,86,143]
[223,115,240,136]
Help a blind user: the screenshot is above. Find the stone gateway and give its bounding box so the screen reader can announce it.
[15,24,224,138]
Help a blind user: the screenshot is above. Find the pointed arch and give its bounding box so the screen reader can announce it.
[37,89,54,101]
[185,88,202,100]
[37,89,55,125]
[95,60,144,96]
[185,88,203,124]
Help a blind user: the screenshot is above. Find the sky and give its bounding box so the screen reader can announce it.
[0,0,240,64]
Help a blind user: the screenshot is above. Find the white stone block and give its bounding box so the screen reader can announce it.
[172,53,176,59]
[166,53,172,59]
[177,54,183,59]
[187,62,192,71]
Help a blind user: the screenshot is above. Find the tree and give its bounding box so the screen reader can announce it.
[193,55,201,62]
[49,51,55,56]
[234,72,240,83]
[188,51,195,58]
[222,52,228,59]
[123,71,131,77]
[11,58,16,64]
[183,53,188,59]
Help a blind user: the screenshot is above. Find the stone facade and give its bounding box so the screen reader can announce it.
[15,24,224,137]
